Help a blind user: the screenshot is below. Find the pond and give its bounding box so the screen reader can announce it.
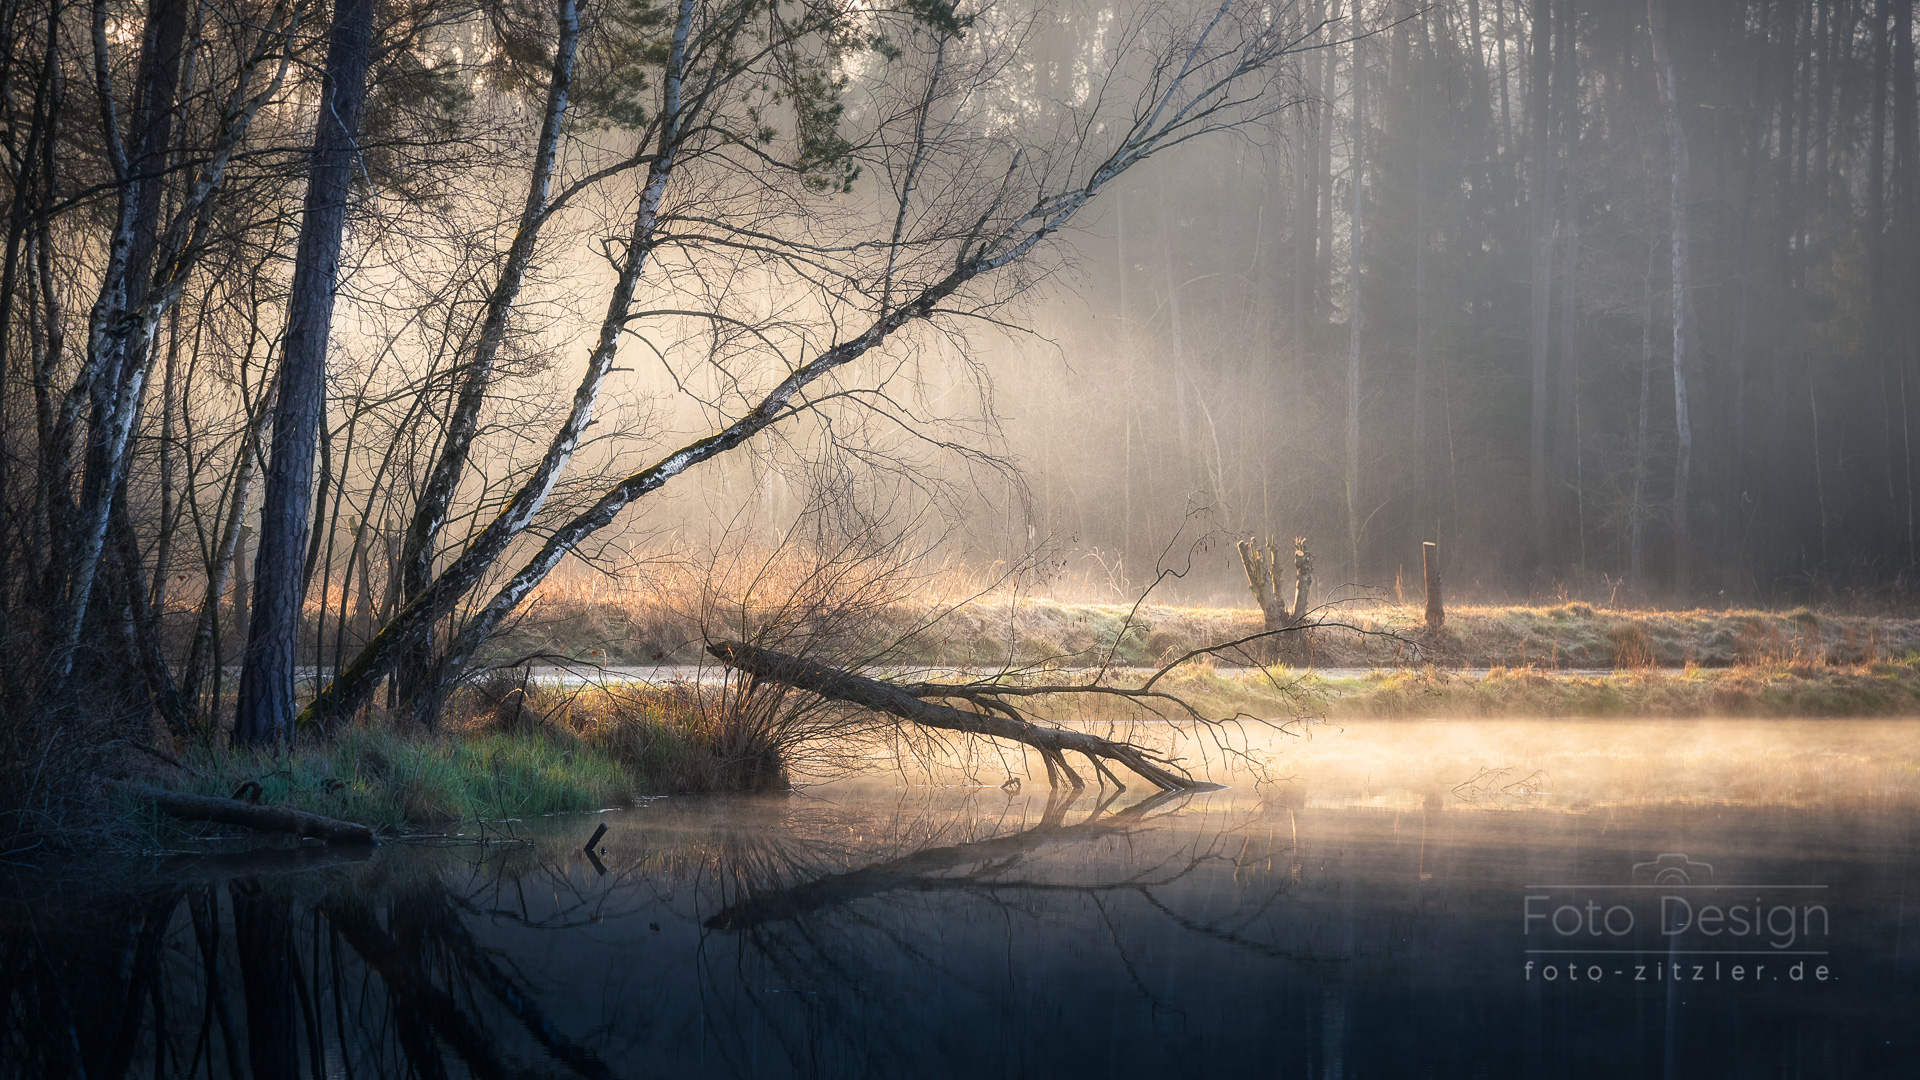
[4,717,1916,1078]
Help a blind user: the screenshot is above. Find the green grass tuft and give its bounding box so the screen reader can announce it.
[178,725,638,832]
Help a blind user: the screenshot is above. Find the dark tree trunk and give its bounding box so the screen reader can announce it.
[1630,251,1655,591]
[1894,0,1918,562]
[235,0,374,746]
[1292,0,1324,343]
[1551,0,1579,567]
[1495,0,1515,158]
[122,0,189,306]
[1869,0,1895,549]
[1317,0,1340,315]
[1556,210,1580,566]
[231,885,300,1080]
[1413,14,1432,536]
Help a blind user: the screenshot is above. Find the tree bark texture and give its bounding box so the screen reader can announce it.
[1527,0,1554,560]
[394,0,580,706]
[236,0,374,746]
[1237,536,1312,629]
[1345,27,1365,582]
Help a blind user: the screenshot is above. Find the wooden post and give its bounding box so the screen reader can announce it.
[1422,541,1444,631]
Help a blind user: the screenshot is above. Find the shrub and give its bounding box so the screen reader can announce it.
[1608,622,1654,669]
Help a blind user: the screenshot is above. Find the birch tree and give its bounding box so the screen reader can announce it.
[297,0,1314,728]
[41,0,310,704]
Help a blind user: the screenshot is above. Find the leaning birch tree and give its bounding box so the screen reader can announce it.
[295,0,1321,730]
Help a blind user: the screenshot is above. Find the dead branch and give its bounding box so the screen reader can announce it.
[706,641,1211,792]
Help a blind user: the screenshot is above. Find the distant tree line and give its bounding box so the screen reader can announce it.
[992,0,1920,605]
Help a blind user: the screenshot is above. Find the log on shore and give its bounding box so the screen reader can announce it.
[109,782,378,845]
[706,640,1208,791]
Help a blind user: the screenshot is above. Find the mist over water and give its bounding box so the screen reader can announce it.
[4,0,1919,1070]
[7,716,1914,1078]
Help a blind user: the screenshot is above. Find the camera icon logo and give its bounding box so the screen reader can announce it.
[1632,853,1714,885]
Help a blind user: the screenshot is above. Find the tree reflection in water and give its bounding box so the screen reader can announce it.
[3,792,1912,1077]
[688,788,1310,1076]
[0,789,1301,1078]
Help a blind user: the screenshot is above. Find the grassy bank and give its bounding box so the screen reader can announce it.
[89,597,1920,845]
[1159,657,1920,720]
[116,676,804,840]
[152,726,642,833]
[480,582,1920,671]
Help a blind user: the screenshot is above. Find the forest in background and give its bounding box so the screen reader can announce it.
[984,0,1920,606]
[2,0,1918,773]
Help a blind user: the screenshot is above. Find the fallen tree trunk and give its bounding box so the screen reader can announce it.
[108,782,378,845]
[706,641,1209,792]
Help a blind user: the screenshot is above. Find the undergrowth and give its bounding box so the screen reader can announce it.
[176,726,638,832]
[121,671,829,838]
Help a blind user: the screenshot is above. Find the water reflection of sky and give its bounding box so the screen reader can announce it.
[4,718,1915,1078]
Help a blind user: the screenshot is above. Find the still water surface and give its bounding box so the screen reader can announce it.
[4,717,1916,1078]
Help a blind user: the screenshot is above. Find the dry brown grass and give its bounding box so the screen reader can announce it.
[448,644,888,794]
[1276,655,1920,719]
[464,585,1920,673]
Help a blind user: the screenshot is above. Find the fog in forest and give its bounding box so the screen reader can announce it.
[6,2,1920,1068]
[977,0,1920,606]
[6,0,1920,751]
[353,0,1920,610]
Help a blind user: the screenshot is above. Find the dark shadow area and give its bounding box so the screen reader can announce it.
[2,791,1916,1078]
